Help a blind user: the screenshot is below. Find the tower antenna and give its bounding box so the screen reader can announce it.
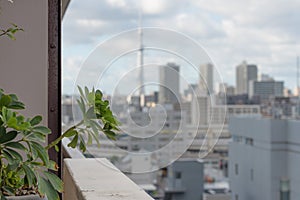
[297,56,300,118]
[137,7,145,107]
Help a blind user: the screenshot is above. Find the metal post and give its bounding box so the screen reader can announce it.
[48,0,62,178]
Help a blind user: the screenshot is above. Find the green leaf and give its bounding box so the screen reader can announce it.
[7,33,15,40]
[5,142,26,151]
[31,162,44,166]
[30,115,42,126]
[0,126,6,137]
[0,130,17,144]
[89,119,102,130]
[7,162,19,171]
[87,92,95,104]
[31,142,49,166]
[16,115,25,122]
[87,132,93,145]
[5,148,23,161]
[95,90,103,100]
[22,164,36,186]
[19,122,31,131]
[6,117,17,128]
[79,135,86,152]
[84,87,90,100]
[104,130,116,140]
[77,97,86,114]
[85,107,96,119]
[67,134,78,148]
[0,95,12,107]
[38,176,60,200]
[88,129,100,148]
[2,186,15,196]
[32,126,51,135]
[48,160,59,171]
[8,101,25,109]
[8,94,18,101]
[28,142,38,160]
[54,144,59,152]
[77,86,85,101]
[27,132,46,143]
[1,107,8,122]
[2,150,15,164]
[44,171,64,193]
[64,128,77,138]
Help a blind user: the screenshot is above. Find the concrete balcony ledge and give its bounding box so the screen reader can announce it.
[63,158,154,200]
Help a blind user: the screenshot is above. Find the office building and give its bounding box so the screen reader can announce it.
[199,63,214,95]
[164,159,204,200]
[236,61,257,95]
[249,80,284,102]
[229,117,300,200]
[191,95,211,125]
[159,63,180,104]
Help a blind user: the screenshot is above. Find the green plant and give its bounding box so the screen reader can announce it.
[0,86,119,200]
[0,23,23,40]
[0,1,23,40]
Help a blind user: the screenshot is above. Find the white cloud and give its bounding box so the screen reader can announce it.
[140,0,168,14]
[106,0,127,8]
[63,0,300,93]
[76,19,106,28]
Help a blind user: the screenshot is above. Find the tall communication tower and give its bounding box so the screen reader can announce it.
[137,9,145,107]
[297,56,300,118]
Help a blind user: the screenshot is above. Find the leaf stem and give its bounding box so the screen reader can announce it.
[45,120,83,150]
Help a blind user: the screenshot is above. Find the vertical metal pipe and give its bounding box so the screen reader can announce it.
[48,0,62,178]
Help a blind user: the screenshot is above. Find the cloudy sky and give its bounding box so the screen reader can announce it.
[62,0,300,95]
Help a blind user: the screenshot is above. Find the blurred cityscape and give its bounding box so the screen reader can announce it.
[63,57,300,199]
[62,2,300,199]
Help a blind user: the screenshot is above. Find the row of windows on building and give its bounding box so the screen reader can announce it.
[232,135,254,146]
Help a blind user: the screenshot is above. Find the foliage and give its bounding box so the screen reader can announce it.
[0,87,119,200]
[0,23,23,40]
[0,1,23,40]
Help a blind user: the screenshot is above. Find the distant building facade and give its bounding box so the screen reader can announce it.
[164,159,204,200]
[236,61,257,95]
[199,63,214,95]
[249,80,284,101]
[159,63,180,104]
[229,117,300,200]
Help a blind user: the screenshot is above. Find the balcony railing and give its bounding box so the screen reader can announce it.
[62,139,154,200]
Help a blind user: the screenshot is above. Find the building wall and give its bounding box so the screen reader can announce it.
[229,117,300,200]
[199,63,214,95]
[191,96,211,125]
[0,0,48,122]
[166,159,204,200]
[236,61,257,95]
[249,81,284,101]
[159,63,180,104]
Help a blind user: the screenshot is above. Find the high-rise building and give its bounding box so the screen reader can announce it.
[229,117,300,200]
[199,63,214,95]
[236,61,257,95]
[164,159,204,200]
[249,80,284,101]
[159,62,180,104]
[259,73,274,81]
[191,95,210,125]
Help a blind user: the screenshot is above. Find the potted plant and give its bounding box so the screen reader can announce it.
[0,86,119,200]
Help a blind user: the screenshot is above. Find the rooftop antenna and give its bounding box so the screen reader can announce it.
[137,6,145,108]
[297,56,300,118]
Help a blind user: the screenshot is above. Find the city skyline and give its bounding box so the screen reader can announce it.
[63,0,300,95]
